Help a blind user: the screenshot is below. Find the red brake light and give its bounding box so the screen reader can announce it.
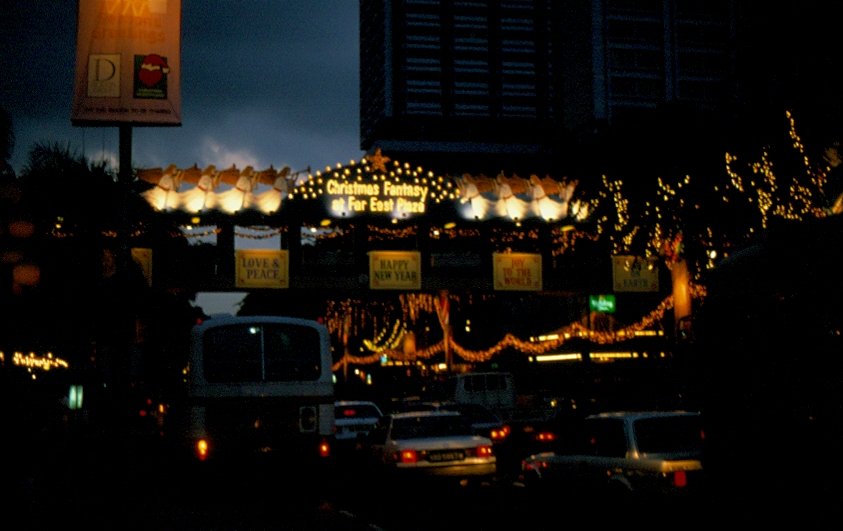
[673,470,688,487]
[319,438,331,458]
[522,459,549,472]
[536,431,556,442]
[196,439,210,461]
[400,449,418,463]
[476,445,493,458]
[491,425,511,441]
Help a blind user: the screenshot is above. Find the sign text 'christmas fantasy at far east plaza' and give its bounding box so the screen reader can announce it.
[325,179,429,218]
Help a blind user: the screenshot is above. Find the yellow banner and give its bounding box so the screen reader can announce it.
[612,255,659,292]
[236,249,288,289]
[72,0,182,125]
[369,251,421,290]
[493,253,542,291]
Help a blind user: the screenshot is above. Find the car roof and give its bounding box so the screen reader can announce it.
[389,410,462,420]
[335,400,381,407]
[586,410,700,421]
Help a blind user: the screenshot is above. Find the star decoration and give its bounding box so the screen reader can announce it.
[366,148,390,173]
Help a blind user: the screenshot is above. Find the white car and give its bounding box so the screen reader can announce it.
[520,410,705,507]
[334,400,383,443]
[361,410,497,484]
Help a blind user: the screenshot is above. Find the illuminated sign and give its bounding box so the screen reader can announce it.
[589,294,616,313]
[235,249,288,289]
[326,179,429,219]
[493,253,542,291]
[369,251,422,290]
[73,0,182,126]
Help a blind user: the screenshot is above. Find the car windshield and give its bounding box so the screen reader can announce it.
[391,415,473,439]
[336,404,381,419]
[633,415,703,455]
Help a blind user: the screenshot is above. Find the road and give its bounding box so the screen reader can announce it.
[9,421,728,530]
[9,424,550,530]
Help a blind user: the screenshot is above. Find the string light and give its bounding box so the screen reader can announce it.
[362,320,407,352]
[329,284,707,371]
[4,351,69,372]
[24,113,832,379]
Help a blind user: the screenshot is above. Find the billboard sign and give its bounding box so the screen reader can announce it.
[589,294,616,313]
[72,0,182,125]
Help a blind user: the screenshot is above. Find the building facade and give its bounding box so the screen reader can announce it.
[360,0,738,177]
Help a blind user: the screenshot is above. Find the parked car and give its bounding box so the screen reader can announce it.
[359,410,496,486]
[334,400,383,446]
[520,410,705,510]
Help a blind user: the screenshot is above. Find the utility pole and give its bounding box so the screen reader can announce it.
[114,124,135,405]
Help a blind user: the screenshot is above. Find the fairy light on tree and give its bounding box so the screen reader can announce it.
[724,110,834,231]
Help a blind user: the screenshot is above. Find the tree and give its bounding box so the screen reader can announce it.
[8,141,197,413]
[0,107,14,181]
[578,109,842,339]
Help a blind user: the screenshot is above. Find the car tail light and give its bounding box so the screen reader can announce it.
[475,445,493,458]
[195,439,210,461]
[521,459,549,472]
[400,449,418,464]
[672,470,687,488]
[464,445,492,457]
[491,425,510,441]
[319,438,331,458]
[535,431,556,442]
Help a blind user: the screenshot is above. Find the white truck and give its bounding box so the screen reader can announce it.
[442,371,516,420]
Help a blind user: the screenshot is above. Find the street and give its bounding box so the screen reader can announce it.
[9,423,551,530]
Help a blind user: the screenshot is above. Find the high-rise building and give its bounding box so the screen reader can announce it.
[360,0,561,174]
[359,0,739,176]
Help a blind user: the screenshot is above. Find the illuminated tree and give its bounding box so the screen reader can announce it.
[580,109,841,335]
[716,110,839,254]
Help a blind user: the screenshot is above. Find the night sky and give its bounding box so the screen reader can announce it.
[1,1,363,178]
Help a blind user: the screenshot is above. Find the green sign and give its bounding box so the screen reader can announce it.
[589,294,616,314]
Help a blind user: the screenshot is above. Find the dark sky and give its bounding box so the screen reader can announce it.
[2,1,841,177]
[1,0,363,177]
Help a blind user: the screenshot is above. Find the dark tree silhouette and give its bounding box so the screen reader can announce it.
[7,140,198,423]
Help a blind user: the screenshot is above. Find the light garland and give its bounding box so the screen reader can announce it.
[3,350,69,373]
[367,224,418,240]
[181,226,222,239]
[362,320,407,352]
[329,283,706,370]
[234,226,287,239]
